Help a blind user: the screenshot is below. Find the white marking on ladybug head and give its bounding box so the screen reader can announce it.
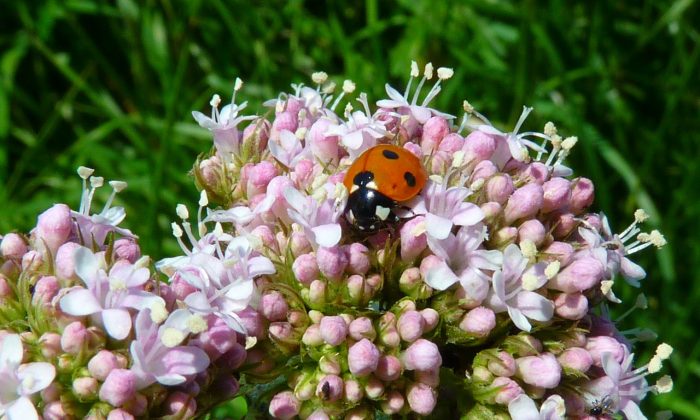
[347,210,355,222]
[375,205,391,221]
[370,224,376,230]
[366,181,378,190]
[350,185,359,193]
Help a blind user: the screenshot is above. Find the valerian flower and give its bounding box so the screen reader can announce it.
[485,244,554,332]
[284,187,344,249]
[0,334,56,420]
[412,180,484,241]
[424,225,502,304]
[508,394,566,420]
[129,309,210,390]
[60,246,163,340]
[325,93,389,159]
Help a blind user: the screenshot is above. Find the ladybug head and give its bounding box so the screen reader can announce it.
[345,185,399,232]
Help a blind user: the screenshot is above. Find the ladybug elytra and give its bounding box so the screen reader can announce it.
[343,145,427,231]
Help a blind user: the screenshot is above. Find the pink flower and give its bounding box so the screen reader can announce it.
[406,382,438,415]
[34,204,73,254]
[460,306,496,337]
[284,187,343,249]
[319,316,348,346]
[269,390,301,419]
[88,350,120,381]
[260,291,289,322]
[413,181,484,241]
[0,233,27,259]
[403,339,442,372]
[516,353,562,389]
[503,183,544,224]
[347,338,380,377]
[508,394,566,420]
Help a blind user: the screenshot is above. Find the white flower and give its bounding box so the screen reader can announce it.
[0,334,56,420]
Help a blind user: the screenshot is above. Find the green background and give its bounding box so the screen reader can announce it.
[1,0,698,417]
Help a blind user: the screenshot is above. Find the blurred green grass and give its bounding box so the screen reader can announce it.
[1,0,698,417]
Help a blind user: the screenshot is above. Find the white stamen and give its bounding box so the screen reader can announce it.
[199,190,209,207]
[150,301,169,324]
[635,293,648,309]
[452,150,465,168]
[429,174,444,184]
[90,176,104,188]
[411,221,427,237]
[245,336,257,350]
[311,71,328,85]
[655,376,673,393]
[545,261,560,279]
[519,240,537,259]
[600,279,614,295]
[410,61,419,78]
[649,230,667,248]
[462,100,474,114]
[656,343,673,359]
[187,314,208,334]
[561,136,578,150]
[161,328,185,348]
[437,67,454,80]
[171,222,183,238]
[342,79,356,93]
[176,204,189,220]
[424,62,434,79]
[109,180,127,192]
[469,178,485,191]
[544,121,557,136]
[210,94,222,107]
[213,222,224,238]
[521,273,540,291]
[295,127,307,140]
[78,166,94,179]
[322,81,336,94]
[234,77,243,91]
[648,355,663,373]
[634,209,649,223]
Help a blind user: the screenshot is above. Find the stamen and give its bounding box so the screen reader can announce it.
[176,204,189,220]
[545,261,560,279]
[404,61,419,98]
[312,71,328,87]
[322,81,336,95]
[655,343,673,360]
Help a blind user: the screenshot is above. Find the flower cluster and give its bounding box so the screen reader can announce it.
[0,61,673,419]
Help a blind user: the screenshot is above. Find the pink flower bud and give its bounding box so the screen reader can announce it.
[488,351,517,377]
[480,202,502,224]
[198,155,222,189]
[0,275,11,301]
[420,308,439,333]
[344,378,364,403]
[307,409,330,420]
[37,332,60,359]
[272,112,298,135]
[504,184,544,224]
[261,291,289,322]
[406,382,437,415]
[364,375,385,399]
[316,374,343,402]
[316,246,348,281]
[403,339,442,372]
[234,307,264,339]
[43,401,70,420]
[319,316,348,346]
[519,162,550,185]
[1,233,27,259]
[421,116,449,154]
[459,306,496,337]
[398,310,425,343]
[35,204,73,254]
[242,118,271,152]
[400,216,427,262]
[196,317,238,359]
[61,321,87,354]
[557,347,593,372]
[470,160,498,182]
[492,226,518,248]
[269,390,300,419]
[292,159,315,188]
[269,322,294,344]
[491,376,524,404]
[463,131,496,162]
[309,118,341,163]
[551,212,577,238]
[517,219,546,247]
[542,177,572,213]
[219,342,247,370]
[292,253,319,285]
[289,231,311,257]
[439,133,464,153]
[349,317,376,341]
[348,338,380,377]
[415,367,440,387]
[554,292,588,320]
[344,243,370,275]
[163,391,196,418]
[107,409,135,420]
[569,177,594,214]
[308,279,326,306]
[377,313,400,348]
[88,350,120,381]
[99,369,137,407]
[301,324,323,346]
[169,272,198,301]
[382,390,406,414]
[541,241,574,266]
[32,275,59,305]
[548,257,605,292]
[53,242,80,281]
[515,353,561,389]
[376,355,402,381]
[73,376,98,399]
[250,225,277,252]
[585,336,625,367]
[113,239,140,263]
[22,250,43,271]
[486,174,515,204]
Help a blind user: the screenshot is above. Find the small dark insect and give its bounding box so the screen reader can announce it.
[589,395,614,416]
[320,381,331,400]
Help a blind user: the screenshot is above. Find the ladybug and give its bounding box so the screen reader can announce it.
[343,144,427,231]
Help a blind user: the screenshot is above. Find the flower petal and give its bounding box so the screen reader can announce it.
[74,246,100,288]
[512,291,554,322]
[425,261,459,291]
[507,394,539,420]
[452,204,484,227]
[6,396,39,420]
[507,306,532,332]
[621,257,646,285]
[158,346,211,378]
[248,256,276,277]
[60,288,102,316]
[0,334,23,369]
[17,362,56,394]
[620,400,646,420]
[426,213,453,240]
[540,394,567,420]
[312,224,342,248]
[102,308,133,340]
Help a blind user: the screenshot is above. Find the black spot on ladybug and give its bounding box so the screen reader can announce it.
[353,171,374,187]
[404,171,416,187]
[382,149,399,160]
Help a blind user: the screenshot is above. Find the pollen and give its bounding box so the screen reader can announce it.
[410,61,419,78]
[649,230,667,248]
[437,67,454,80]
[199,190,209,207]
[452,150,465,168]
[424,62,434,79]
[462,100,474,114]
[171,222,183,238]
[545,261,561,279]
[656,343,674,359]
[176,204,189,220]
[322,81,336,94]
[655,375,673,393]
[90,176,104,188]
[234,77,243,91]
[109,180,127,192]
[210,94,222,107]
[648,355,663,373]
[187,314,208,334]
[161,327,185,348]
[78,166,95,179]
[544,121,557,137]
[109,278,127,291]
[519,240,538,259]
[150,301,169,324]
[561,136,578,150]
[342,79,356,93]
[521,273,540,291]
[312,71,328,85]
[634,209,650,223]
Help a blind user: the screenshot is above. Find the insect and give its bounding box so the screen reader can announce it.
[320,381,331,400]
[588,395,615,416]
[343,144,427,232]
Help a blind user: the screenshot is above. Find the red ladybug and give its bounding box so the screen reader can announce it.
[343,144,427,231]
